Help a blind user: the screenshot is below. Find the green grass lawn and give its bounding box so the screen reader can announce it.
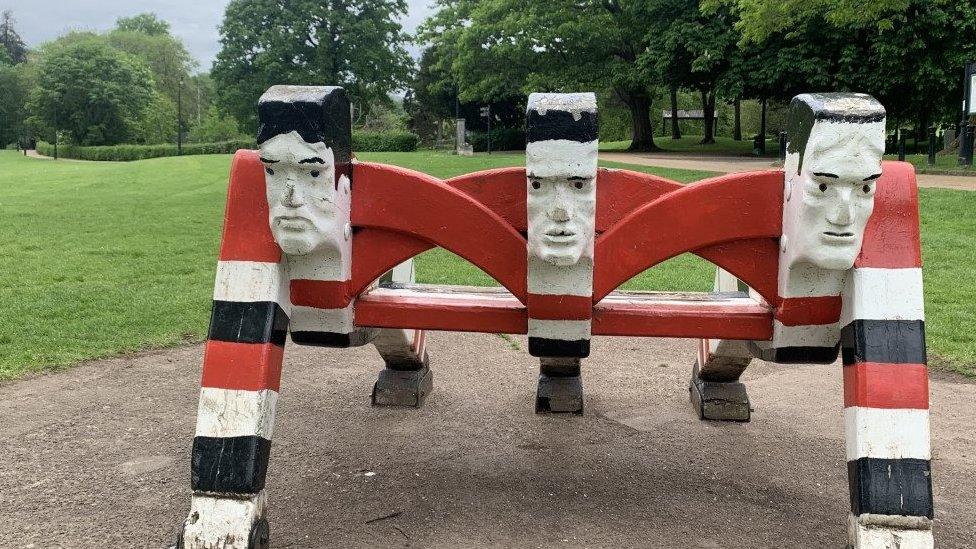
[888,153,976,175]
[0,150,972,380]
[601,135,782,157]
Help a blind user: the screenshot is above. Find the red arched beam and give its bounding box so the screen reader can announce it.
[856,161,922,269]
[694,238,780,306]
[219,150,281,263]
[352,162,528,302]
[446,167,683,233]
[350,229,434,297]
[593,170,784,303]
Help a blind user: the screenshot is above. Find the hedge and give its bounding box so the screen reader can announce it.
[470,128,526,152]
[36,140,254,162]
[35,131,419,162]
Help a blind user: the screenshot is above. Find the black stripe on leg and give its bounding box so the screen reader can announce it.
[191,435,271,494]
[208,301,289,346]
[841,320,926,365]
[291,327,378,348]
[848,457,933,519]
[748,342,839,364]
[529,337,590,358]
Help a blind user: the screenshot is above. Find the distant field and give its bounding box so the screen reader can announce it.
[601,135,781,156]
[0,151,971,379]
[0,151,717,380]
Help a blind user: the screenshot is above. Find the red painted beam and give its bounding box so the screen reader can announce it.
[355,286,773,341]
[856,161,923,269]
[219,150,281,263]
[593,170,784,302]
[352,162,528,302]
[592,293,773,340]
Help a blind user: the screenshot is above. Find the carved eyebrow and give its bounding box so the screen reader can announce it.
[259,157,279,164]
[566,176,590,181]
[863,173,882,181]
[299,157,326,164]
[812,172,839,178]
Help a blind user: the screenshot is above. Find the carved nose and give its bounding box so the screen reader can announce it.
[284,183,304,207]
[548,206,570,222]
[828,189,855,226]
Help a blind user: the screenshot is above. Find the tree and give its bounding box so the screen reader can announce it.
[107,28,197,106]
[0,10,28,64]
[212,0,413,132]
[426,0,662,151]
[188,106,245,143]
[27,39,155,145]
[0,58,29,145]
[116,13,171,36]
[708,0,911,44]
[135,93,178,144]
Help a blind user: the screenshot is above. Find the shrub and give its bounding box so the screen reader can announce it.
[36,139,254,161]
[469,127,525,152]
[352,131,419,152]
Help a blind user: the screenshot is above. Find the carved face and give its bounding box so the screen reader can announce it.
[526,140,597,267]
[260,131,346,256]
[785,120,885,270]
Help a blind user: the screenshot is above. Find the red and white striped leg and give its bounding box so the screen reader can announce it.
[842,268,932,548]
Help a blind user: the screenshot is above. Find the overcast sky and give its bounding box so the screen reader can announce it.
[3,0,434,70]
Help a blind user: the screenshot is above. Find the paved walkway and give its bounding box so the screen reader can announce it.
[2,333,974,547]
[602,152,976,190]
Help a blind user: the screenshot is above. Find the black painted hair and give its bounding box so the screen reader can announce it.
[787,93,885,173]
[256,86,351,155]
[526,93,599,144]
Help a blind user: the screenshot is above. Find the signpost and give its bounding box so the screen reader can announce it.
[481,105,492,155]
[960,62,974,166]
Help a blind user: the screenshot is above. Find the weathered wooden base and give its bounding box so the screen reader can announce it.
[371,365,434,408]
[846,514,933,549]
[176,494,269,549]
[536,374,584,414]
[689,362,751,422]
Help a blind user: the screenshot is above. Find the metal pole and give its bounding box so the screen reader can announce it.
[53,98,58,161]
[487,105,492,155]
[898,129,906,161]
[964,123,974,167]
[927,126,937,166]
[178,78,184,156]
[778,131,787,162]
[960,62,974,166]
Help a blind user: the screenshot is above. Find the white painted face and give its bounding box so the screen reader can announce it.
[260,131,346,256]
[526,140,597,267]
[784,120,885,270]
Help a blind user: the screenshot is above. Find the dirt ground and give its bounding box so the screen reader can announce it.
[2,333,974,549]
[600,152,976,191]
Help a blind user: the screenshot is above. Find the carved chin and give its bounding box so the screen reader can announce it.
[808,247,859,271]
[275,233,318,256]
[538,248,583,267]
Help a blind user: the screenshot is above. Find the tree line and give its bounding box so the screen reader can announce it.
[409,0,976,151]
[0,12,241,148]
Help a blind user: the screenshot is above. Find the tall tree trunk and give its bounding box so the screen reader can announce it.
[733,98,742,141]
[699,89,716,145]
[670,86,681,140]
[621,90,659,152]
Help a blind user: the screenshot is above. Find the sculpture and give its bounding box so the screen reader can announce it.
[178,89,932,549]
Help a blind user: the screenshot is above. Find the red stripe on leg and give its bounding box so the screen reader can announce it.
[842,362,929,409]
[290,279,351,309]
[527,294,592,321]
[776,296,843,326]
[201,340,285,392]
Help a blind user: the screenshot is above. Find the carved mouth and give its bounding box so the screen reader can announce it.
[823,231,854,238]
[544,228,578,245]
[276,216,310,230]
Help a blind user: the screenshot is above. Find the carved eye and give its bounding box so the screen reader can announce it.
[819,183,828,193]
[265,167,274,176]
[310,170,321,178]
[531,181,541,190]
[862,184,871,194]
[574,181,584,189]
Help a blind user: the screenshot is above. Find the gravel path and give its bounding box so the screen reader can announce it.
[2,332,974,548]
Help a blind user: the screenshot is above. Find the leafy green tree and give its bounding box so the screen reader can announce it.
[0,10,28,64]
[212,0,413,132]
[27,39,155,145]
[107,29,197,107]
[424,0,663,151]
[188,106,245,142]
[135,93,178,144]
[116,13,172,36]
[0,59,29,145]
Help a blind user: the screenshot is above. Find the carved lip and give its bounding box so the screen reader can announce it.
[821,230,855,243]
[543,227,578,245]
[275,215,311,230]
